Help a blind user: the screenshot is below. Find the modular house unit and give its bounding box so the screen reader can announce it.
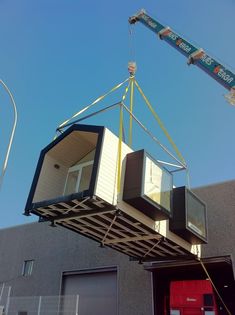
[25,124,204,261]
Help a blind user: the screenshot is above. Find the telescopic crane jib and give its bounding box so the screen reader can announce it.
[129,9,235,105]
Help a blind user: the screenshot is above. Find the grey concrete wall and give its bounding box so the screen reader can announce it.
[1,179,235,315]
[193,180,235,260]
[0,221,153,315]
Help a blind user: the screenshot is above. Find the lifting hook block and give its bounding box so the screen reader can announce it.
[128,61,137,76]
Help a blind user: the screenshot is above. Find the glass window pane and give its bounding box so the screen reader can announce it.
[204,294,214,306]
[64,170,80,195]
[78,164,93,192]
[144,156,172,212]
[22,260,34,276]
[187,192,206,238]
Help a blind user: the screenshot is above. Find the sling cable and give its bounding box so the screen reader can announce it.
[55,62,189,195]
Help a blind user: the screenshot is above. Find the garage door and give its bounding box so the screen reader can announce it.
[62,267,117,315]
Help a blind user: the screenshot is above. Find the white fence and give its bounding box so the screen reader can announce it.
[0,285,11,313]
[0,286,79,315]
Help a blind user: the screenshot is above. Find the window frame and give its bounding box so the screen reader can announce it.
[22,260,34,276]
[63,160,94,196]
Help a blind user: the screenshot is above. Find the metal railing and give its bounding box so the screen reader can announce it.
[0,291,79,315]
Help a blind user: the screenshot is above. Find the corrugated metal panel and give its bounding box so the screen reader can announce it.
[62,269,117,315]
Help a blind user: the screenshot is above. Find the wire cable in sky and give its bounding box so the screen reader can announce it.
[0,79,18,189]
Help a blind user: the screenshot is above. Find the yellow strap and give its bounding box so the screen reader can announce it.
[122,80,131,102]
[116,79,132,194]
[134,79,186,166]
[200,260,232,315]
[186,169,191,189]
[129,77,134,147]
[121,80,131,142]
[57,77,130,130]
[117,104,123,194]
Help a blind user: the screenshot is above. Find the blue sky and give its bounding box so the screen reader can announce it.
[0,0,235,228]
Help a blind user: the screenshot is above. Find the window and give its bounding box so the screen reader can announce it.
[22,260,34,276]
[64,150,95,196]
[144,156,172,213]
[203,294,214,306]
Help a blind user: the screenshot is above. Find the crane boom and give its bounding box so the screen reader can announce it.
[129,10,235,101]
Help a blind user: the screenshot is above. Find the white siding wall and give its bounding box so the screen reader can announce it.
[94,128,199,255]
[33,155,68,203]
[94,128,132,205]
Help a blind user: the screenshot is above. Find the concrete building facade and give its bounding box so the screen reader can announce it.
[0,222,153,315]
[0,180,235,314]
